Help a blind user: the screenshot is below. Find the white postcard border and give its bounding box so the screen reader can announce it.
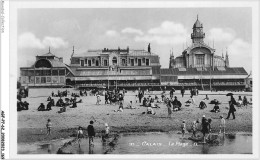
[2,0,259,159]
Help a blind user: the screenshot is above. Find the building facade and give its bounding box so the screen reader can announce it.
[20,48,73,87]
[169,16,229,69]
[67,44,161,89]
[20,16,249,91]
[162,16,248,91]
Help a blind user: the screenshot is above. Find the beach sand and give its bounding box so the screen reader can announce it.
[18,90,252,143]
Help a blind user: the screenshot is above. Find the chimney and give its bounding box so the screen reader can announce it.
[59,57,63,62]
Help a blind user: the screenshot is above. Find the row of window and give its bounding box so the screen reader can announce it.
[78,69,151,76]
[74,57,150,67]
[20,69,66,76]
[20,76,65,84]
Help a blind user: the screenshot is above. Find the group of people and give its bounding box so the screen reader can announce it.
[25,87,252,150]
[190,87,199,97]
[79,90,88,96]
[104,91,125,105]
[167,96,182,117]
[17,93,30,111]
[37,92,83,112]
[237,95,249,107]
[51,90,68,97]
[17,100,29,111]
[182,114,226,143]
[45,118,101,154]
[38,102,53,111]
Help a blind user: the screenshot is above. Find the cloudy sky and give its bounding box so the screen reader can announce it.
[18,8,252,73]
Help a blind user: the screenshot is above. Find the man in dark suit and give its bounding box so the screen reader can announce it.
[87,121,95,154]
[226,101,236,119]
[138,89,143,103]
[181,87,185,97]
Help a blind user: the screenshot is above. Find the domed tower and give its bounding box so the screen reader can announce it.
[169,51,174,68]
[191,15,205,43]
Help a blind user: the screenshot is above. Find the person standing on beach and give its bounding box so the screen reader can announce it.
[77,127,84,148]
[167,99,172,118]
[207,119,212,141]
[138,89,143,103]
[191,121,197,138]
[230,95,237,105]
[202,119,209,143]
[181,120,186,139]
[243,96,248,107]
[219,115,226,134]
[46,119,52,135]
[104,123,110,138]
[96,95,101,105]
[105,92,109,104]
[87,120,95,153]
[181,87,185,97]
[170,88,175,99]
[226,101,236,119]
[135,95,138,104]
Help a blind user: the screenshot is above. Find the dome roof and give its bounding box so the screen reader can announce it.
[193,15,203,28]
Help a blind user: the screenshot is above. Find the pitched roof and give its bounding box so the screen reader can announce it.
[160,67,248,76]
[39,52,56,57]
[49,59,67,67]
[32,58,68,68]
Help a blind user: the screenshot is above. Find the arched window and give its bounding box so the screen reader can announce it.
[35,59,52,68]
[112,57,117,65]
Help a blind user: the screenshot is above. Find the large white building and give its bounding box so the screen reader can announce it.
[169,16,229,69]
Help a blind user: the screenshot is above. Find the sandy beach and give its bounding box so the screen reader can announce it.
[18,90,252,143]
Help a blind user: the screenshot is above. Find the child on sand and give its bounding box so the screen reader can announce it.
[96,95,101,105]
[204,94,209,100]
[105,123,110,138]
[46,119,52,135]
[114,102,124,112]
[219,115,226,134]
[181,120,186,138]
[135,95,138,104]
[191,121,197,138]
[207,119,212,141]
[77,127,84,148]
[147,106,156,115]
[127,101,136,109]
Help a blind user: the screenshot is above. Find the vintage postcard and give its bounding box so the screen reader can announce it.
[1,0,260,159]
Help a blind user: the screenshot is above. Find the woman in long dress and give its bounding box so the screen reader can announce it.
[167,99,172,118]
